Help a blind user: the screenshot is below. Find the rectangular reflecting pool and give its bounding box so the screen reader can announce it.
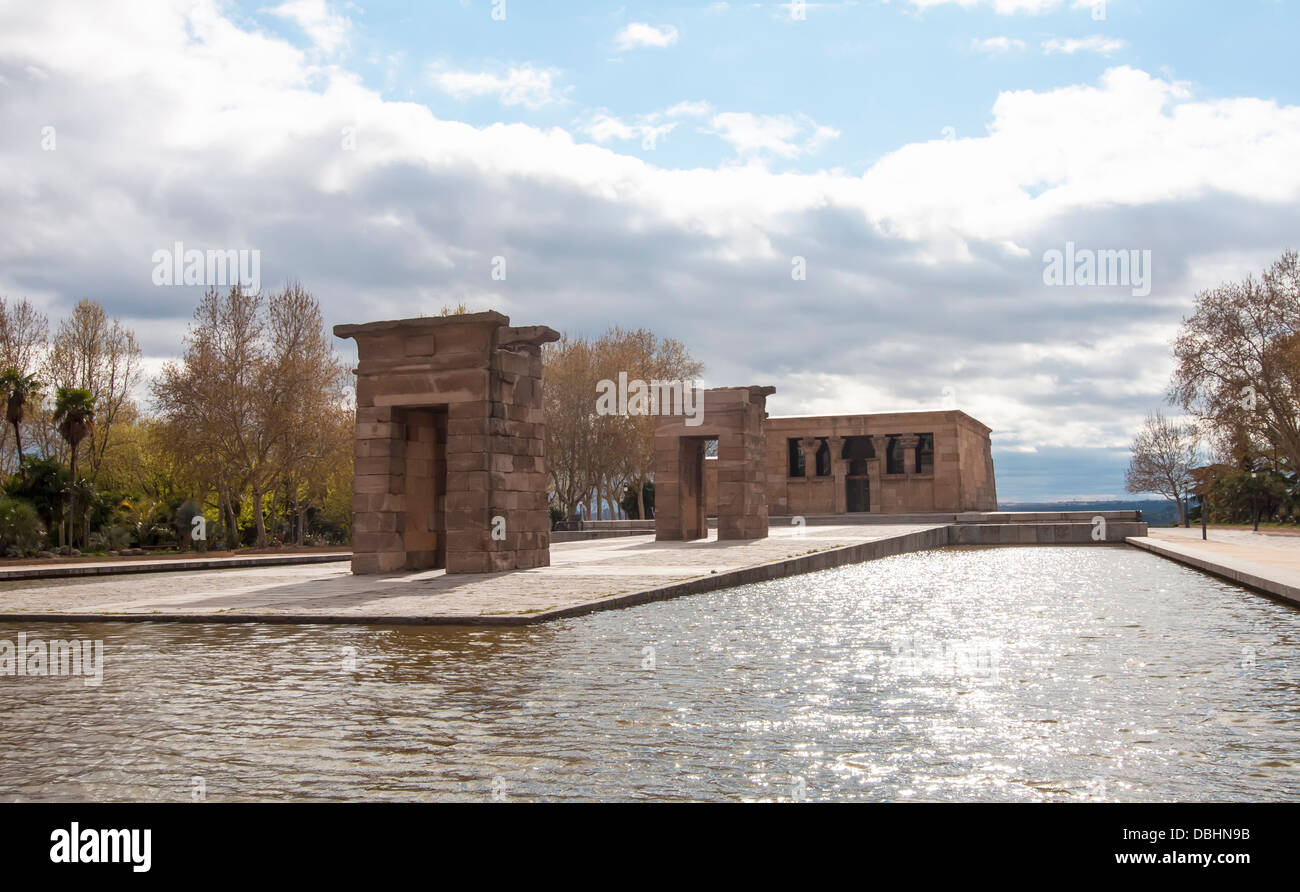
[1,546,1297,801]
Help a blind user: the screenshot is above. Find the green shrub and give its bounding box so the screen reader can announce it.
[5,457,68,533]
[89,525,133,551]
[0,497,46,553]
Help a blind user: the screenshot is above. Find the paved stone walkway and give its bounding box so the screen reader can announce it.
[0,552,351,580]
[1129,528,1300,608]
[0,524,945,624]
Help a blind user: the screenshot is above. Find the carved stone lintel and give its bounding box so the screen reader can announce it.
[499,325,561,352]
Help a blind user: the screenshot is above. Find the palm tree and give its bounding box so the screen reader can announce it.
[53,387,95,548]
[1,367,40,477]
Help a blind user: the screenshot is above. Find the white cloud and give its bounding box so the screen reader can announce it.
[265,0,351,53]
[910,0,1064,14]
[430,64,566,109]
[666,100,714,118]
[581,100,838,159]
[1042,35,1128,55]
[614,23,679,50]
[2,2,1299,491]
[910,0,1112,15]
[858,66,1299,244]
[972,36,1028,54]
[706,112,840,158]
[581,112,677,149]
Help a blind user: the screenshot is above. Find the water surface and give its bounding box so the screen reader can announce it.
[1,546,1297,801]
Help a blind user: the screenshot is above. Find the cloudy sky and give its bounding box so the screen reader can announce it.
[2,0,1298,501]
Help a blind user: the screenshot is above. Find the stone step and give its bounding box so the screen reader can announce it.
[956,510,1143,524]
[950,522,1148,545]
[765,510,1144,526]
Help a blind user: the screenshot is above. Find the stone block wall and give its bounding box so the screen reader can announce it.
[957,420,998,511]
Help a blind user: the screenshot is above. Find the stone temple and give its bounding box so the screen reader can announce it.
[663,396,998,541]
[335,312,999,571]
[762,410,997,516]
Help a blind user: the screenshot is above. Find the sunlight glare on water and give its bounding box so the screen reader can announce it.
[1,546,1297,801]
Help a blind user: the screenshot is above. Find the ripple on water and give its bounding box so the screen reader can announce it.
[1,546,1297,801]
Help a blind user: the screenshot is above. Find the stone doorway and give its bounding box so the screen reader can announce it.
[655,386,774,542]
[393,406,448,570]
[841,436,877,515]
[674,437,710,540]
[845,476,870,513]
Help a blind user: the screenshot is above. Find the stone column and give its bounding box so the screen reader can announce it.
[897,435,921,475]
[828,436,846,514]
[351,405,406,574]
[443,398,494,573]
[717,431,759,539]
[895,434,921,513]
[799,436,821,478]
[653,437,685,539]
[870,435,889,514]
[466,330,553,573]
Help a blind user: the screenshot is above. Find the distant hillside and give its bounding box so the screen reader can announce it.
[999,499,1181,527]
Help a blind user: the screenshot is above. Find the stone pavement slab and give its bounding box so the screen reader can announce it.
[1128,528,1300,608]
[0,525,949,626]
[0,552,352,581]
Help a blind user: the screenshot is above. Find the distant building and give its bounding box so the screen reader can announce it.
[704,410,997,516]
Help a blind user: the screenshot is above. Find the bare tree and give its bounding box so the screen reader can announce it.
[44,298,142,481]
[0,296,49,375]
[266,283,353,545]
[154,284,354,548]
[1171,250,1300,473]
[0,296,49,473]
[607,327,703,521]
[153,286,269,545]
[543,334,598,520]
[1126,411,1201,526]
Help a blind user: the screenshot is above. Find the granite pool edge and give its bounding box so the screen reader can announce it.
[1126,536,1300,608]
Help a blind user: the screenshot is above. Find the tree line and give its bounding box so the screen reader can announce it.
[0,289,707,558]
[0,285,353,556]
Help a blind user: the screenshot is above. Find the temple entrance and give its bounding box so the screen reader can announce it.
[655,386,774,541]
[668,437,708,540]
[394,406,448,570]
[845,476,870,513]
[842,436,874,514]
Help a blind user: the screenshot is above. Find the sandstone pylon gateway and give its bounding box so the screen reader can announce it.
[334,312,558,575]
[654,386,775,541]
